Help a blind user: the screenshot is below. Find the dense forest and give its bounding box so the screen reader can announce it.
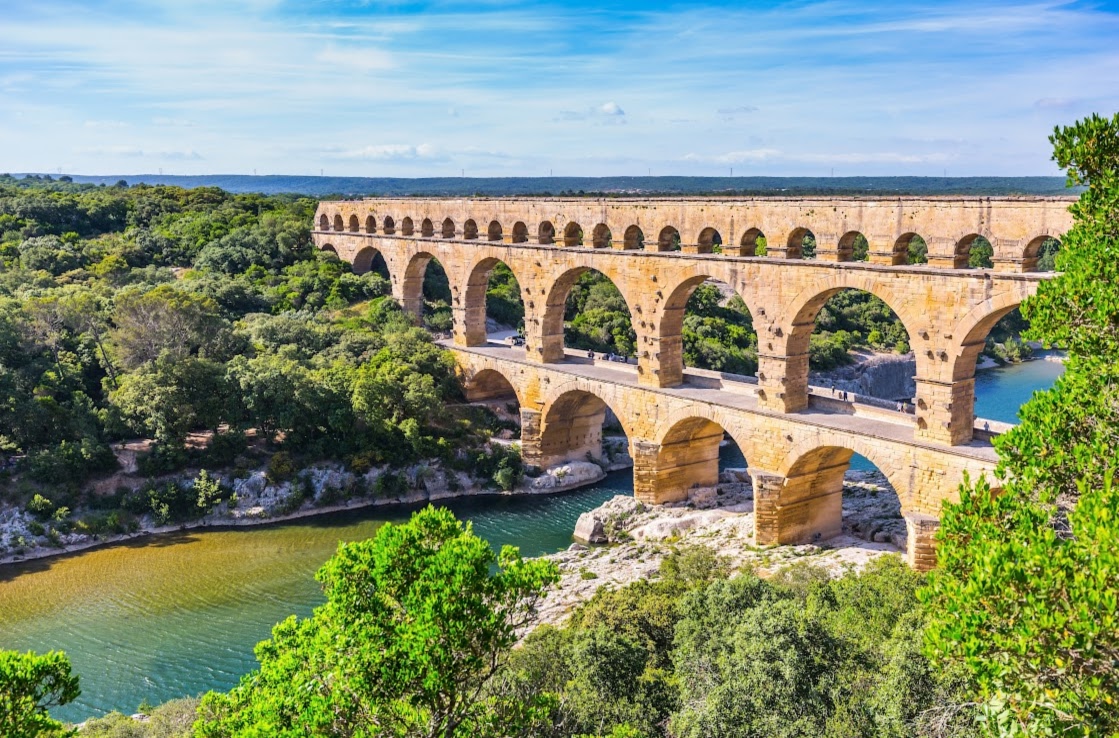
[0,174,519,548]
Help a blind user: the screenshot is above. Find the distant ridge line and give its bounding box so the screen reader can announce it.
[25,173,1074,198]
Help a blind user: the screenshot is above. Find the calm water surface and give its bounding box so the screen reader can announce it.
[0,358,1062,721]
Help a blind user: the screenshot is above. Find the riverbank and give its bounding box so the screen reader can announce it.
[533,467,906,626]
[0,438,633,568]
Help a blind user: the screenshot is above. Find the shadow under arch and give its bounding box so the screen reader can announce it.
[512,221,529,243]
[348,214,359,232]
[537,387,630,470]
[954,233,994,269]
[421,218,435,237]
[462,366,523,408]
[353,246,390,279]
[318,214,330,230]
[837,230,869,262]
[461,255,526,346]
[696,227,722,254]
[401,216,414,236]
[657,273,761,387]
[401,250,441,321]
[320,243,338,256]
[539,266,636,363]
[894,232,928,265]
[739,227,765,256]
[771,440,909,547]
[648,413,752,503]
[623,225,644,250]
[1023,234,1061,272]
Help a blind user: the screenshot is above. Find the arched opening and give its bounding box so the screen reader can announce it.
[774,445,906,552]
[662,275,758,387]
[786,227,817,259]
[462,369,523,453]
[955,234,994,269]
[592,223,612,249]
[352,246,390,280]
[838,231,869,262]
[348,214,359,232]
[538,221,556,245]
[463,219,479,240]
[365,215,377,234]
[563,221,584,247]
[318,214,330,231]
[462,257,525,345]
[401,252,453,331]
[383,216,396,235]
[624,225,645,250]
[333,214,344,232]
[893,233,927,265]
[441,218,456,239]
[697,227,723,254]
[464,368,518,404]
[541,268,635,363]
[320,243,338,257]
[739,228,766,257]
[798,288,914,405]
[512,221,529,243]
[1024,235,1061,272]
[650,417,747,504]
[657,226,681,252]
[401,217,414,236]
[487,220,503,241]
[538,390,628,471]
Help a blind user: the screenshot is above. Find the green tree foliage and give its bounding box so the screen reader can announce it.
[564,271,637,356]
[922,113,1119,737]
[485,262,525,329]
[0,649,81,738]
[682,284,757,375]
[81,697,200,738]
[194,506,560,738]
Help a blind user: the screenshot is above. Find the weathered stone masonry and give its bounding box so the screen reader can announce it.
[312,196,1071,569]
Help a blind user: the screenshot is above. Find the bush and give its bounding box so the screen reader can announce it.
[266,451,296,484]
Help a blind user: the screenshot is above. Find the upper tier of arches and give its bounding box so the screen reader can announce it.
[314,198,1070,272]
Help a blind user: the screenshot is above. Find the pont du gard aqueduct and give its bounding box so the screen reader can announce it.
[312,196,1073,569]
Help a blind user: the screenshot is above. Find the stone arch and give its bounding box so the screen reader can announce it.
[512,221,529,243]
[592,223,612,249]
[894,233,926,265]
[401,217,414,236]
[353,246,389,278]
[333,214,344,232]
[1023,234,1061,272]
[365,214,377,234]
[837,231,869,262]
[657,226,681,252]
[318,214,329,230]
[697,227,722,254]
[537,386,631,469]
[564,221,584,247]
[442,218,456,239]
[538,220,556,245]
[786,227,815,259]
[768,439,910,546]
[776,281,924,410]
[463,366,523,407]
[487,220,503,241]
[383,216,396,235]
[539,266,636,363]
[401,251,439,320]
[949,291,1025,384]
[421,218,435,238]
[739,228,765,257]
[320,243,338,256]
[624,225,645,250]
[643,411,753,504]
[463,219,479,240]
[348,214,360,232]
[461,256,527,346]
[954,233,994,269]
[658,273,761,387]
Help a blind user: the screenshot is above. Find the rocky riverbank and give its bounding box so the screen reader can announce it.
[533,468,905,626]
[0,437,634,568]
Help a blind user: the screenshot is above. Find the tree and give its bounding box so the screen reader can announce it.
[922,113,1119,736]
[195,506,559,738]
[0,649,81,738]
[110,284,234,369]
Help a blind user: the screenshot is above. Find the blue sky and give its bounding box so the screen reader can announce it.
[2,0,1117,177]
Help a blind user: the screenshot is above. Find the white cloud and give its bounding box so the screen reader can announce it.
[314,44,394,72]
[328,144,439,161]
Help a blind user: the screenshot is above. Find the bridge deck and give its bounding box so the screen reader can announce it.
[444,338,1000,465]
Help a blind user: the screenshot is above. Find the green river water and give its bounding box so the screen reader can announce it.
[0,358,1064,722]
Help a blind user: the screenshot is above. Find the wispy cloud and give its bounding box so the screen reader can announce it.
[0,0,1116,176]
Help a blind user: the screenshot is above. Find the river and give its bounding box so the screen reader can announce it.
[0,357,1063,722]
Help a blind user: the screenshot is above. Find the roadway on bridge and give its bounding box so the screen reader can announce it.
[443,335,1001,465]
